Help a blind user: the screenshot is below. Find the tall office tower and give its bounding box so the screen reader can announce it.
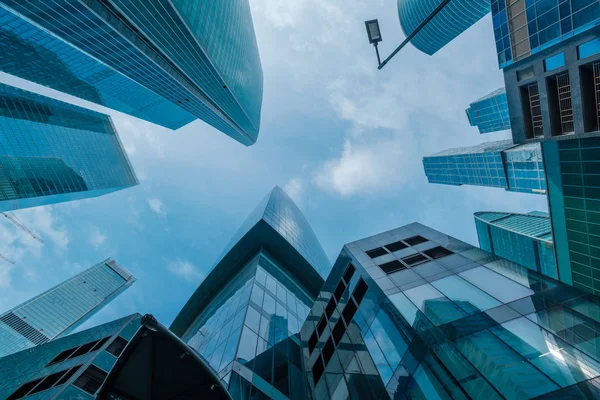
[0,83,138,212]
[543,136,600,296]
[423,139,546,194]
[170,186,331,399]
[301,222,600,399]
[465,88,511,134]
[491,0,600,144]
[0,314,141,399]
[0,259,135,358]
[0,0,263,145]
[474,211,557,279]
[397,0,490,55]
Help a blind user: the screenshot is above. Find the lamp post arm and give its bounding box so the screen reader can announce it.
[377,0,451,70]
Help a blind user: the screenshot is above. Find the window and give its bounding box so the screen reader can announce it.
[316,316,327,337]
[324,298,336,319]
[521,83,543,138]
[352,279,369,305]
[517,66,535,81]
[342,300,358,325]
[312,356,324,384]
[7,367,78,400]
[47,337,109,366]
[423,246,453,260]
[547,72,574,135]
[544,53,565,72]
[385,240,408,252]
[322,338,334,365]
[401,253,428,267]
[379,260,406,274]
[73,365,108,395]
[308,331,318,354]
[332,320,345,345]
[343,264,355,283]
[579,61,600,132]
[366,247,387,258]
[404,236,428,246]
[7,378,43,400]
[333,281,346,301]
[106,336,128,357]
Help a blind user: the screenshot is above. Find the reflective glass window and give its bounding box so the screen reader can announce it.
[431,275,501,314]
[404,283,467,326]
[459,266,534,303]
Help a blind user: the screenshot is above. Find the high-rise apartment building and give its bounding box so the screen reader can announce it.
[466,88,511,133]
[397,0,490,55]
[170,186,331,399]
[544,136,600,296]
[474,211,557,279]
[0,83,138,212]
[0,314,141,400]
[0,0,263,145]
[423,139,546,194]
[491,0,600,143]
[301,222,600,399]
[0,259,134,357]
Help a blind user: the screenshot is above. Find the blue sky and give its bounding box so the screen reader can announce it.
[0,0,547,331]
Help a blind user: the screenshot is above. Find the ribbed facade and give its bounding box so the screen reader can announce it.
[423,140,546,194]
[0,0,263,144]
[475,211,557,279]
[466,88,511,134]
[0,259,135,358]
[0,83,138,212]
[397,0,490,55]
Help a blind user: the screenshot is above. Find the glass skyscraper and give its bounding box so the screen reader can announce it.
[423,139,546,194]
[0,314,141,399]
[0,258,135,358]
[301,222,600,399]
[0,83,138,212]
[0,0,263,145]
[466,88,511,134]
[492,1,600,144]
[544,137,600,297]
[170,186,331,399]
[397,0,490,55]
[475,211,557,279]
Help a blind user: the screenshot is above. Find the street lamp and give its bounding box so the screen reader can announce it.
[365,0,451,70]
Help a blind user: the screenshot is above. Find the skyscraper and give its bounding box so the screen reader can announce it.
[0,0,263,145]
[465,88,511,133]
[397,0,490,55]
[301,222,600,399]
[170,186,331,398]
[474,211,557,279]
[423,140,546,194]
[491,0,600,144]
[543,136,600,296]
[0,258,135,357]
[0,314,141,400]
[0,83,138,212]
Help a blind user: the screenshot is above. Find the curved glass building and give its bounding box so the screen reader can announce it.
[475,211,557,279]
[0,0,263,144]
[171,186,331,398]
[397,0,490,55]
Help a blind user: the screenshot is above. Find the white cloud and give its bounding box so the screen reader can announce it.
[10,207,69,251]
[89,226,106,249]
[147,197,166,216]
[168,259,205,283]
[0,263,13,288]
[284,178,304,204]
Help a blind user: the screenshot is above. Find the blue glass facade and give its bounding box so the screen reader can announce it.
[475,211,557,279]
[544,137,600,296]
[0,314,141,399]
[492,0,600,68]
[0,0,263,144]
[301,223,600,399]
[466,88,512,133]
[397,0,490,55]
[0,83,138,212]
[423,140,546,194]
[171,186,330,399]
[0,259,135,358]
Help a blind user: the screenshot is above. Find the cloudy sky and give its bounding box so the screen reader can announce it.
[0,0,547,331]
